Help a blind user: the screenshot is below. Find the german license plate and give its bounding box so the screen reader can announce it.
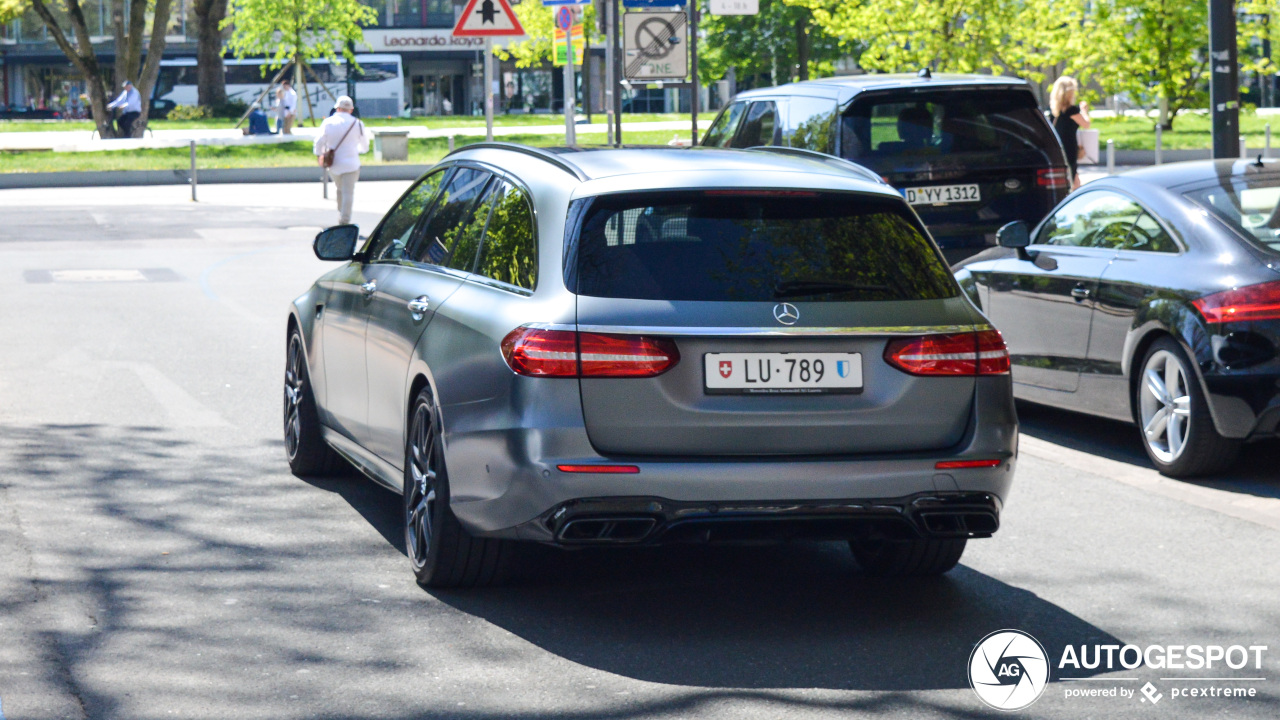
[704,353,863,394]
[904,184,981,205]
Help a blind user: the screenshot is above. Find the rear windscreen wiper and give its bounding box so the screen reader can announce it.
[773,279,890,299]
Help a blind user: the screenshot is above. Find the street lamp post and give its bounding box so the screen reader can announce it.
[1210,0,1241,159]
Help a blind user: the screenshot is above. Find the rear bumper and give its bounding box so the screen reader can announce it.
[523,491,1003,546]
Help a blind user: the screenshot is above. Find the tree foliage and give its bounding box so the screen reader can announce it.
[700,0,843,88]
[497,2,599,68]
[222,0,376,71]
[0,0,26,24]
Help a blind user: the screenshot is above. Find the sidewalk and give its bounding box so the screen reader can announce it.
[0,120,704,152]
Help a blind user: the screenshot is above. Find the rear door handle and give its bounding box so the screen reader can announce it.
[1071,285,1091,301]
[407,295,430,319]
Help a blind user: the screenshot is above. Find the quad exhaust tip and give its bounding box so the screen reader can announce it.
[919,511,999,537]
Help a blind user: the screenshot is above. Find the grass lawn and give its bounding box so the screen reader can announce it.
[0,131,679,174]
[0,113,688,134]
[1090,112,1280,150]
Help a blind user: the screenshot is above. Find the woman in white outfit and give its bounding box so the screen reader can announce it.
[313,96,369,226]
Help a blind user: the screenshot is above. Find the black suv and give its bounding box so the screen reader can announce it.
[701,73,1071,263]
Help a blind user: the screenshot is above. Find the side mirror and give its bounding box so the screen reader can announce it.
[313,225,360,261]
[996,220,1031,249]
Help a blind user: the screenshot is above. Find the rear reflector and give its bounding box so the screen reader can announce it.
[1192,281,1280,323]
[935,459,1002,470]
[501,327,680,378]
[556,464,640,474]
[884,329,1010,376]
[1037,168,1070,189]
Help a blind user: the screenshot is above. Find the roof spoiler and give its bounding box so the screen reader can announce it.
[744,146,886,185]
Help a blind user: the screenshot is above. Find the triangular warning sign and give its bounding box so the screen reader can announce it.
[453,0,525,37]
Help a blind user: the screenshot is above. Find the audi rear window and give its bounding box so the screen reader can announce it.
[569,192,959,302]
[1184,179,1280,256]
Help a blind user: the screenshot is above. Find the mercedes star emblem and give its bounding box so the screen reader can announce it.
[773,302,800,325]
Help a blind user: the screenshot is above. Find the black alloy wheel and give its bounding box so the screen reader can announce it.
[284,329,340,477]
[404,386,508,588]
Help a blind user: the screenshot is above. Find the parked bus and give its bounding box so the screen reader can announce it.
[153,55,405,119]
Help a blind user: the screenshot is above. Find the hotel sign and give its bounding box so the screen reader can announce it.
[359,29,526,51]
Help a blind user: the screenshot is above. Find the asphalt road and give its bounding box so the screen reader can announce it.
[0,182,1277,720]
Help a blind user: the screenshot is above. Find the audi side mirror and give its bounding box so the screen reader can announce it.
[996,220,1031,249]
[314,225,359,261]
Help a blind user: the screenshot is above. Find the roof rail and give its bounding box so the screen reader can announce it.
[446,142,589,181]
[745,146,885,185]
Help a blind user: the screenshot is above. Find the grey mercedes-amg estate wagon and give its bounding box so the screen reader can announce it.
[284,144,1019,587]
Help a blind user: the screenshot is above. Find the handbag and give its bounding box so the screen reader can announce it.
[319,119,359,169]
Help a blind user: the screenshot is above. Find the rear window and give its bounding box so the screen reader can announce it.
[569,192,959,302]
[1184,178,1280,256]
[840,89,1062,174]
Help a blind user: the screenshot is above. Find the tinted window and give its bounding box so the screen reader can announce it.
[840,90,1060,174]
[1038,191,1143,249]
[701,102,746,148]
[573,192,958,302]
[731,101,780,148]
[443,180,502,273]
[786,97,838,154]
[1185,179,1280,255]
[475,181,538,291]
[412,167,493,266]
[1122,213,1179,253]
[365,170,448,263]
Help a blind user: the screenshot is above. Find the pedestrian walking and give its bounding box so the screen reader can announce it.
[313,96,368,226]
[279,80,298,135]
[106,79,142,138]
[1049,75,1091,189]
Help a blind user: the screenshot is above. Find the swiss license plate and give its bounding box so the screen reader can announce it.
[904,184,981,205]
[704,353,863,394]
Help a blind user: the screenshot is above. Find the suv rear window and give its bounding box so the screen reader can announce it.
[840,89,1061,174]
[569,192,958,302]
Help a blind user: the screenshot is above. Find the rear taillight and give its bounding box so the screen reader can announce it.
[884,329,1010,376]
[1192,281,1280,323]
[1037,168,1070,189]
[501,327,680,378]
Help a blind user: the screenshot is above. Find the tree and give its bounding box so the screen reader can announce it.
[28,0,173,137]
[498,2,600,68]
[0,0,26,24]
[222,0,376,124]
[700,0,844,88]
[193,0,230,107]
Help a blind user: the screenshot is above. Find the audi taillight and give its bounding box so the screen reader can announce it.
[1037,168,1070,189]
[501,327,680,378]
[1192,281,1280,323]
[884,329,1010,376]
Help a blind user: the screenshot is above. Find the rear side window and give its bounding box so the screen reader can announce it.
[1185,179,1280,255]
[786,97,838,155]
[840,90,1061,174]
[474,181,538,291]
[731,101,780,148]
[701,102,746,148]
[571,192,958,302]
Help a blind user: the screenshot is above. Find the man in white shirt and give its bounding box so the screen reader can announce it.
[313,96,369,226]
[279,80,298,135]
[105,79,142,138]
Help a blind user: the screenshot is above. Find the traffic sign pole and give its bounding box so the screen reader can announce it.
[605,0,615,145]
[1209,0,1239,159]
[613,0,623,145]
[690,3,698,145]
[485,37,494,141]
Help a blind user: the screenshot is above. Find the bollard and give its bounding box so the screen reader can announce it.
[1267,124,1272,158]
[1155,125,1163,165]
[1107,139,1115,174]
[189,140,197,202]
[448,135,455,153]
[1241,136,1249,159]
[323,168,329,200]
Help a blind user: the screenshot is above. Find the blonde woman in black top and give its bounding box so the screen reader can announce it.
[1050,76,1091,189]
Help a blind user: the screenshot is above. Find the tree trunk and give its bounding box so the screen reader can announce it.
[31,0,116,138]
[194,0,229,107]
[132,0,174,136]
[795,17,810,82]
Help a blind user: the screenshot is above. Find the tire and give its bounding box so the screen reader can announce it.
[849,538,967,577]
[1134,337,1240,478]
[284,329,341,477]
[404,386,508,588]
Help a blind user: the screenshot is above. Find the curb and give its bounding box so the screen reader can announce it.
[0,164,432,190]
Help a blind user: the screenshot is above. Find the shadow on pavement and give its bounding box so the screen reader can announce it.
[1016,399,1280,499]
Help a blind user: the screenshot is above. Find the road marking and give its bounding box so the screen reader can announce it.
[47,350,230,428]
[1020,435,1280,531]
